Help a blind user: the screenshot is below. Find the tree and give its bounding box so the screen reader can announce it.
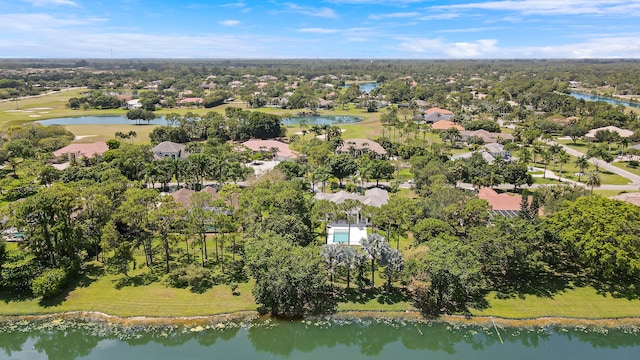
[361,159,395,187]
[575,155,589,182]
[501,163,532,190]
[187,192,214,266]
[556,150,570,181]
[380,248,403,290]
[517,147,532,165]
[546,196,640,281]
[245,232,336,316]
[10,184,80,268]
[562,125,587,144]
[585,171,601,193]
[321,243,342,284]
[328,154,357,187]
[405,236,486,315]
[361,233,390,288]
[336,245,361,289]
[149,198,185,273]
[126,109,156,125]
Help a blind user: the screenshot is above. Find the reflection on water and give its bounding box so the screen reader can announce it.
[282,115,363,126]
[1,318,640,360]
[569,92,640,109]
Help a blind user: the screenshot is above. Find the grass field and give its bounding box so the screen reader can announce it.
[473,285,640,319]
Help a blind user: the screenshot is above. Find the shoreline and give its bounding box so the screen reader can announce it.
[3,310,640,329]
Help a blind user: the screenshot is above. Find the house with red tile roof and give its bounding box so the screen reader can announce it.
[53,142,110,161]
[241,139,297,160]
[430,120,465,131]
[425,107,454,115]
[177,97,204,107]
[477,187,539,217]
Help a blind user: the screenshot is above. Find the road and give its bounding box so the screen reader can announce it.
[543,140,640,186]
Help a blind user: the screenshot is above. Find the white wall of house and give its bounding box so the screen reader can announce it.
[326,223,367,246]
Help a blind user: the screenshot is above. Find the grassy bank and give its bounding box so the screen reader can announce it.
[2,258,640,320]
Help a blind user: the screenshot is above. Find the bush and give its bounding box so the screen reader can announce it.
[167,265,215,293]
[345,182,358,193]
[31,268,67,298]
[628,160,639,168]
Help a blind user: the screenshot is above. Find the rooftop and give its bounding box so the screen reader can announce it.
[53,141,110,158]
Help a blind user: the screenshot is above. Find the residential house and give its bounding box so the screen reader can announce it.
[126,99,141,110]
[53,141,110,161]
[336,139,387,158]
[460,129,514,144]
[478,187,523,217]
[315,188,389,246]
[585,126,633,140]
[241,139,297,161]
[151,141,188,160]
[423,107,454,123]
[177,97,204,107]
[431,120,465,131]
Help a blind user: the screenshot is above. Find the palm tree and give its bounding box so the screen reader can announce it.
[575,155,589,182]
[336,246,360,289]
[361,234,390,288]
[321,244,341,285]
[532,144,544,164]
[541,150,553,179]
[585,171,601,194]
[517,147,532,165]
[557,150,570,181]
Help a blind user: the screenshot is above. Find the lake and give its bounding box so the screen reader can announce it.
[38,115,363,127]
[37,115,169,126]
[360,82,377,94]
[569,92,640,109]
[2,318,639,360]
[282,115,363,126]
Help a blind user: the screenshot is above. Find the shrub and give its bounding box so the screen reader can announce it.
[31,268,67,298]
[167,265,215,292]
[345,182,358,193]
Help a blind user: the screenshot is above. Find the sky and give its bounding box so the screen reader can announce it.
[2,0,640,58]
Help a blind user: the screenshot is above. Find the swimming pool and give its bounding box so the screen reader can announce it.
[333,231,350,244]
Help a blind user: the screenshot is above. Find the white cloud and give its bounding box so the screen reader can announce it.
[297,28,339,34]
[432,0,640,16]
[369,12,420,20]
[328,0,425,4]
[220,20,240,26]
[0,13,104,31]
[396,33,640,58]
[418,13,460,21]
[23,0,78,6]
[283,3,338,18]
[439,26,506,33]
[221,1,245,8]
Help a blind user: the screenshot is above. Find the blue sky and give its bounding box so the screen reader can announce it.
[2,0,640,58]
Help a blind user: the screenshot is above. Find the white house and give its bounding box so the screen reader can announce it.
[326,221,368,246]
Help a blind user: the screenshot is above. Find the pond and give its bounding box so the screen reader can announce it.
[569,92,640,109]
[2,318,640,360]
[359,82,378,94]
[37,116,169,126]
[38,115,363,127]
[282,115,363,126]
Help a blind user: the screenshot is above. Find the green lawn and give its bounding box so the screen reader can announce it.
[473,285,640,319]
[63,123,158,144]
[0,262,258,317]
[611,161,640,177]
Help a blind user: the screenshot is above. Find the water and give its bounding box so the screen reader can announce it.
[333,231,349,243]
[569,92,640,109]
[1,318,639,360]
[37,116,169,126]
[38,115,363,127]
[359,82,377,94]
[282,115,363,126]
